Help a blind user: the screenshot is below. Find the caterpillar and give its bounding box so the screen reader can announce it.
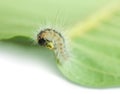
[37,27,69,63]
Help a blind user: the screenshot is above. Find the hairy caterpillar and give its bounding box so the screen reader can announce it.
[37,27,69,63]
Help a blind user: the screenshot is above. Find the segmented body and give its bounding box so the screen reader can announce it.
[37,28,69,63]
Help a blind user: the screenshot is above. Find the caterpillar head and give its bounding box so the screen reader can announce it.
[37,32,54,50]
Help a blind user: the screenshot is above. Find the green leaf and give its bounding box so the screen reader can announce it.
[58,2,120,87]
[0,0,111,40]
[0,0,120,88]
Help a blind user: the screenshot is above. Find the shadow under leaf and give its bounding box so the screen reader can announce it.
[0,36,62,77]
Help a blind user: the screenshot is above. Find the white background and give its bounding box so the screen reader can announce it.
[0,44,120,94]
